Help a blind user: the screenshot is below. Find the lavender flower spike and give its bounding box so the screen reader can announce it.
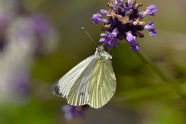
[92,0,157,52]
[144,20,157,36]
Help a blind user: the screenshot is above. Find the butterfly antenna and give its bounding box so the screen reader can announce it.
[82,27,97,46]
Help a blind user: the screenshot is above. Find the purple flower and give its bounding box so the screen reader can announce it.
[139,5,157,18]
[126,32,136,45]
[126,32,140,52]
[146,5,157,16]
[91,13,107,24]
[100,28,118,50]
[10,14,57,55]
[30,15,50,37]
[30,15,57,55]
[92,0,157,52]
[144,20,157,36]
[62,105,85,121]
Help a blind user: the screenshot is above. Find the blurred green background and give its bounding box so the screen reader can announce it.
[0,0,186,124]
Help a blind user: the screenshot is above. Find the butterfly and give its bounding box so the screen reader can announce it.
[52,45,116,108]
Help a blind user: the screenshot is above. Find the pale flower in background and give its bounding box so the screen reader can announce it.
[0,12,58,104]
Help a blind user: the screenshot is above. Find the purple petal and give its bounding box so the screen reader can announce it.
[144,21,154,30]
[128,0,133,6]
[99,38,105,42]
[61,105,85,121]
[126,32,136,45]
[144,20,157,36]
[100,33,107,37]
[149,29,157,36]
[100,31,118,50]
[130,44,140,52]
[139,4,157,18]
[91,13,103,24]
[112,28,119,36]
[72,107,83,116]
[62,105,72,112]
[114,0,123,4]
[100,9,108,15]
[146,5,158,16]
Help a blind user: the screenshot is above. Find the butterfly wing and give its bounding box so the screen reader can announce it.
[67,57,98,106]
[52,55,96,98]
[87,58,116,108]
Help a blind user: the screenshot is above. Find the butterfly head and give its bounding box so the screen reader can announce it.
[95,45,112,60]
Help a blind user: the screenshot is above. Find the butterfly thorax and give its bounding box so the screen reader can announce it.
[95,45,112,60]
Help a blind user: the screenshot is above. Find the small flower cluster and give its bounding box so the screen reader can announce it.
[62,105,86,121]
[91,0,157,52]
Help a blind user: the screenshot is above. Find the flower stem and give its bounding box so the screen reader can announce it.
[113,84,171,102]
[136,50,186,99]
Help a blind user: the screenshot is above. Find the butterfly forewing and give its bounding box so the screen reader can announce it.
[87,58,116,108]
[52,55,96,98]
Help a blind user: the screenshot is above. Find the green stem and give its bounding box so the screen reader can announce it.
[113,84,172,102]
[136,50,186,99]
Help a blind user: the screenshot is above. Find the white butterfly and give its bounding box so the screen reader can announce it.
[52,45,116,108]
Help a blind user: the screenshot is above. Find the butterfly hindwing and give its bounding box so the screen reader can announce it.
[87,58,116,108]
